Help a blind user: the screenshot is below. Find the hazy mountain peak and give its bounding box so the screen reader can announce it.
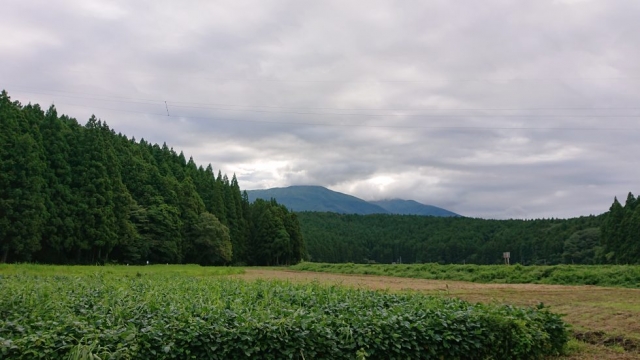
[369,199,459,217]
[247,186,459,216]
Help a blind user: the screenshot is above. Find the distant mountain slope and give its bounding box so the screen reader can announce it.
[369,199,460,217]
[246,186,389,214]
[246,186,459,216]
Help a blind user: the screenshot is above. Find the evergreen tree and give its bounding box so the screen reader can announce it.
[230,174,248,263]
[211,172,227,223]
[69,116,118,263]
[0,93,47,262]
[601,197,624,263]
[248,200,276,265]
[177,176,206,262]
[38,105,75,263]
[626,205,640,263]
[618,193,639,264]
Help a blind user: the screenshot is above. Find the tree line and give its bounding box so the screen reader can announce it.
[298,193,640,265]
[297,193,639,265]
[0,90,305,265]
[297,212,602,265]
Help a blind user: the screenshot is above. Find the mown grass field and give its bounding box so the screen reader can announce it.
[1,264,569,359]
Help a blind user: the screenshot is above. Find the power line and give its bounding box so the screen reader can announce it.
[5,84,640,131]
[23,69,640,83]
[6,87,640,118]
[54,102,640,131]
[3,85,161,104]
[5,85,640,113]
[167,100,640,112]
[167,104,640,118]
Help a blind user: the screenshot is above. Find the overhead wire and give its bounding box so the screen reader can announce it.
[5,84,640,113]
[4,84,640,131]
[51,101,640,131]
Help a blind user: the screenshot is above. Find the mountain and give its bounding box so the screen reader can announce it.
[246,185,388,214]
[370,199,459,217]
[246,185,459,216]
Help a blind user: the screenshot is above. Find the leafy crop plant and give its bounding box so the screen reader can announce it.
[0,273,568,359]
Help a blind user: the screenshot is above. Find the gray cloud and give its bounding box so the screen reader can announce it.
[2,0,640,219]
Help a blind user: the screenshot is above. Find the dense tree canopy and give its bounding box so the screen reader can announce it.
[297,212,605,265]
[298,192,639,265]
[0,91,305,265]
[601,193,640,264]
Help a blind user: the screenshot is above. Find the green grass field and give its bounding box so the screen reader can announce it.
[0,264,568,359]
[0,263,244,277]
[290,262,640,288]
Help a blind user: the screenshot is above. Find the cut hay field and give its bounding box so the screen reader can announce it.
[238,268,640,359]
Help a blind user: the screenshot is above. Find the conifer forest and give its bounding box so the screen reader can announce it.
[0,91,305,265]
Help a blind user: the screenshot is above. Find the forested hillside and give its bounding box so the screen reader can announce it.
[299,193,639,265]
[298,213,604,265]
[369,199,459,217]
[0,91,304,265]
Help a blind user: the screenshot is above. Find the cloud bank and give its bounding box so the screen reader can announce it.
[2,0,640,218]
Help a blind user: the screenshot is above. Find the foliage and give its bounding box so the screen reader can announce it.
[0,268,569,359]
[601,193,640,264]
[297,212,605,265]
[248,199,305,266]
[190,212,233,265]
[297,194,639,266]
[290,262,640,288]
[0,90,305,266]
[562,228,600,264]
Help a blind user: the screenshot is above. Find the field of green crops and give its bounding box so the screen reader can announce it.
[1,265,569,359]
[290,262,640,288]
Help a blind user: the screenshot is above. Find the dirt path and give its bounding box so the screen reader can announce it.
[235,268,640,359]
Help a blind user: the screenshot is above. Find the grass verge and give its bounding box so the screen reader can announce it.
[0,263,244,277]
[290,262,640,288]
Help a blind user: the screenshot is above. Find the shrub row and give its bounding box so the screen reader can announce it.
[0,273,568,359]
[290,262,640,288]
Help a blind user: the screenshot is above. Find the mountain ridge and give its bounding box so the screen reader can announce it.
[246,185,459,216]
[370,199,459,217]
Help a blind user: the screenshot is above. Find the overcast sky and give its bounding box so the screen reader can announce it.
[2,0,639,219]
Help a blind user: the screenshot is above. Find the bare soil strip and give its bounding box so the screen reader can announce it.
[236,268,640,360]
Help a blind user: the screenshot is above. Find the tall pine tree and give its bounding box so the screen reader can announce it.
[0,94,47,262]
